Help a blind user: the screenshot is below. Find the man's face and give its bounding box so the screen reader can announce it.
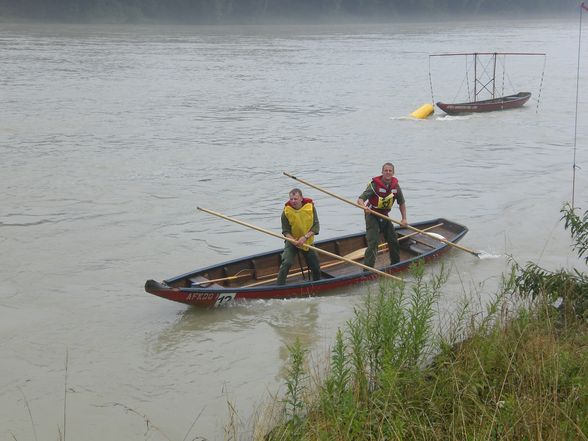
[382,165,394,182]
[289,192,303,209]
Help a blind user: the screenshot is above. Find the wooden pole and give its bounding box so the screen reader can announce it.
[283,172,481,258]
[197,207,403,282]
[193,271,253,286]
[398,222,443,241]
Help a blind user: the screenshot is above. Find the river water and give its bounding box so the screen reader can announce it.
[1,17,587,440]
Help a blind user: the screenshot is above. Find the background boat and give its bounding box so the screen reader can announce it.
[436,91,532,115]
[430,52,545,115]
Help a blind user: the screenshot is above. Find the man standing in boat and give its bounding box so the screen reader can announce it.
[357,162,408,268]
[277,188,321,285]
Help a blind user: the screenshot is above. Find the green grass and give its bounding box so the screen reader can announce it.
[263,256,588,441]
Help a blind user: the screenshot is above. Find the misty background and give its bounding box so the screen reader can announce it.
[0,0,580,24]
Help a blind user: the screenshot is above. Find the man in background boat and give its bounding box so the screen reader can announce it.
[277,188,321,285]
[357,162,408,267]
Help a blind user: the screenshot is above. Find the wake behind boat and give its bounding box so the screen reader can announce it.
[145,218,468,308]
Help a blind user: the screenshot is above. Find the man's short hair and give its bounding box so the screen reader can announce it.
[289,188,303,197]
[382,162,395,171]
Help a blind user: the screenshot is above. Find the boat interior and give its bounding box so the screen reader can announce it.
[169,221,462,289]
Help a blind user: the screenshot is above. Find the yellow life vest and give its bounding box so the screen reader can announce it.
[284,202,315,250]
[366,176,398,214]
[373,191,395,209]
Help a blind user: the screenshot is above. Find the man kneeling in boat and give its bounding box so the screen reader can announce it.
[277,188,321,285]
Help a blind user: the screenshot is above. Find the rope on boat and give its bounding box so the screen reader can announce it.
[572,3,587,209]
[428,55,435,105]
[428,53,473,104]
[535,55,546,113]
[501,54,507,99]
[497,54,520,101]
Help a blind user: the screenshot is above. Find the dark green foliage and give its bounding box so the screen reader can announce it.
[324,329,351,406]
[513,261,588,319]
[269,209,588,440]
[282,338,307,430]
[562,203,588,265]
[513,205,588,320]
[272,291,588,441]
[0,0,580,23]
[270,262,452,440]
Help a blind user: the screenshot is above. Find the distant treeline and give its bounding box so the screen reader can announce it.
[0,0,579,23]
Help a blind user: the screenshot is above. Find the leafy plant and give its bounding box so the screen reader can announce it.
[512,204,588,319]
[562,202,588,265]
[282,338,307,437]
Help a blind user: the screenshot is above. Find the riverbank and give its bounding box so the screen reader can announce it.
[258,207,588,440]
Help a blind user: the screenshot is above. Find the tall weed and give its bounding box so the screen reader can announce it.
[268,249,588,441]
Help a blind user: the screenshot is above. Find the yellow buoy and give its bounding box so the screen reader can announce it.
[410,103,434,119]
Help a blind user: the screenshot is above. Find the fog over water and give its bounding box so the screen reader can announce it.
[1,17,587,440]
[0,0,576,25]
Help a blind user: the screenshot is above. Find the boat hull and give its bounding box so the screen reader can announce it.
[145,218,468,308]
[436,92,531,115]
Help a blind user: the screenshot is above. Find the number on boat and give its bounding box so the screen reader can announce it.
[215,293,236,306]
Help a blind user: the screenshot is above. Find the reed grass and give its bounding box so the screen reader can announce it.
[265,250,588,441]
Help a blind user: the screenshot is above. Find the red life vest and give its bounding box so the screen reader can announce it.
[366,176,398,214]
[285,197,314,209]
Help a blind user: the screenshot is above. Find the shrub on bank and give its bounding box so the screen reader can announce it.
[264,205,588,440]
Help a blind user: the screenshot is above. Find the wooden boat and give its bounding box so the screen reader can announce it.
[436,92,531,115]
[429,52,545,116]
[145,218,468,308]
